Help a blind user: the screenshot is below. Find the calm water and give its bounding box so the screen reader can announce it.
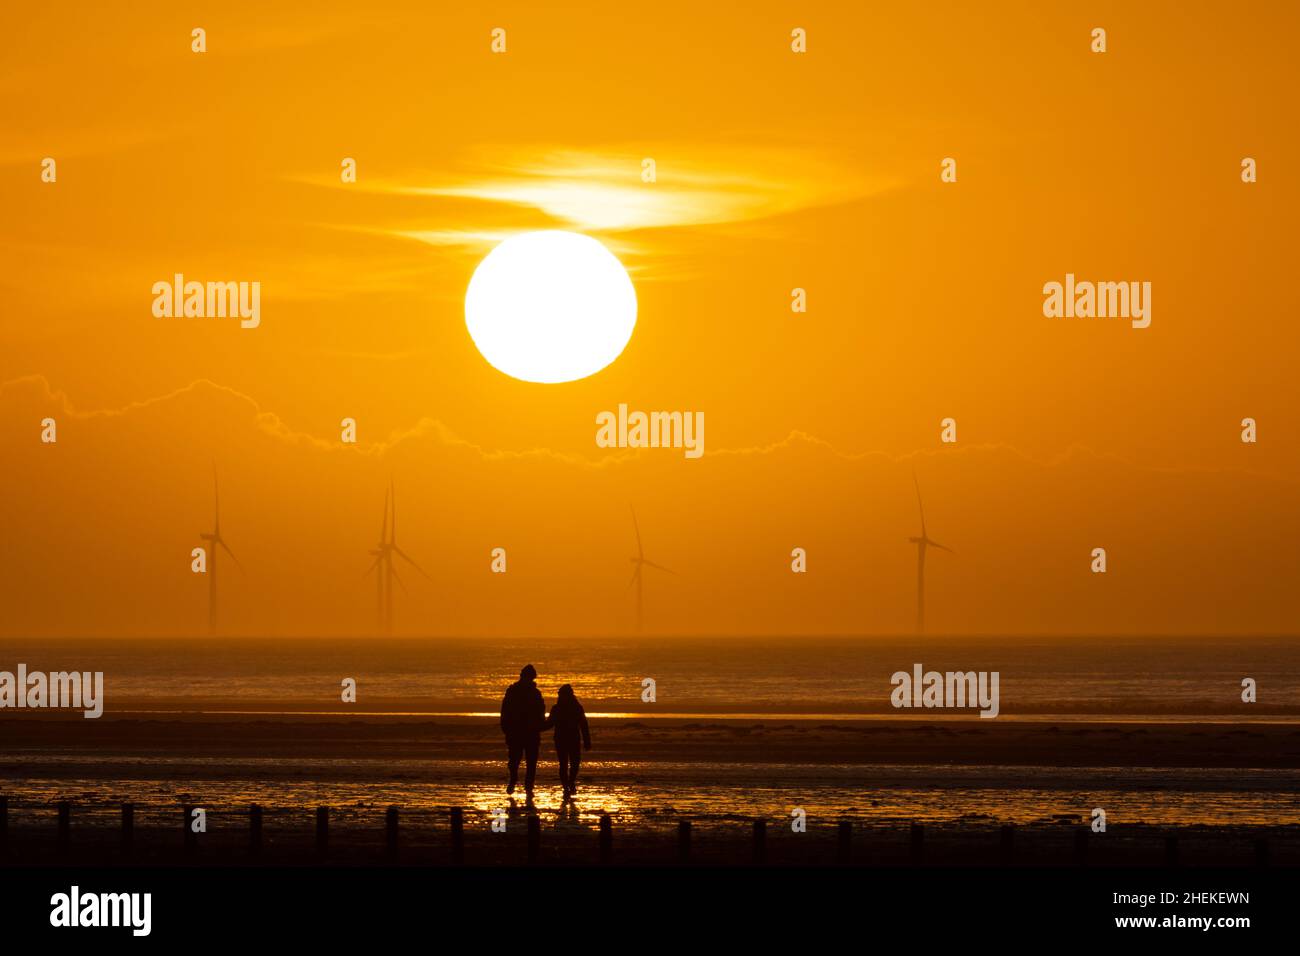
[0,636,1296,717]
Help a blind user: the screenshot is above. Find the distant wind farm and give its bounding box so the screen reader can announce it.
[197,467,242,637]
[628,506,675,634]
[191,478,963,638]
[364,481,433,637]
[908,473,953,635]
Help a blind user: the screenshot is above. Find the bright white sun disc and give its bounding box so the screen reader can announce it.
[464,230,637,384]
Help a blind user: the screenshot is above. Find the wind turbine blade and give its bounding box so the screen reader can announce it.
[389,478,397,545]
[930,541,955,554]
[631,505,643,560]
[380,486,390,544]
[641,559,675,575]
[913,469,926,538]
[363,554,382,577]
[628,566,641,588]
[392,546,433,582]
[389,565,408,593]
[218,539,244,572]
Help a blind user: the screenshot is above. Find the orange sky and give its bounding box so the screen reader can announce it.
[1,1,1297,638]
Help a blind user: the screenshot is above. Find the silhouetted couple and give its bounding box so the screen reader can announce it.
[499,664,591,799]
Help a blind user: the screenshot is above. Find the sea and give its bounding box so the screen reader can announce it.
[0,635,1296,718]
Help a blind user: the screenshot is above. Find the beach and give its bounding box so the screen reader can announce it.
[2,637,1297,867]
[2,712,1298,867]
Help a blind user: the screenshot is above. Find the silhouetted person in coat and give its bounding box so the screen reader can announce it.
[500,664,546,796]
[543,684,591,797]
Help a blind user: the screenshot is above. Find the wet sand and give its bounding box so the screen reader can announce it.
[4,710,1300,768]
[2,713,1297,866]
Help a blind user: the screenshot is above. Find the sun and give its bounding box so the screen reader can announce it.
[464,230,637,384]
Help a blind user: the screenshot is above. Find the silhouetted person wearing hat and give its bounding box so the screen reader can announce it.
[500,664,546,796]
[543,684,591,798]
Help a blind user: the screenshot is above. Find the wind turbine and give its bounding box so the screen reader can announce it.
[628,506,674,634]
[365,480,432,635]
[198,466,242,636]
[908,472,953,635]
[365,487,390,635]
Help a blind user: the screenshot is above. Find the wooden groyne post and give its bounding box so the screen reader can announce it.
[182,805,197,855]
[385,806,399,859]
[998,824,1014,865]
[527,814,541,864]
[1254,837,1270,867]
[1074,827,1089,866]
[249,804,263,855]
[315,806,329,856]
[598,814,612,864]
[837,820,852,864]
[449,807,464,864]
[120,803,134,855]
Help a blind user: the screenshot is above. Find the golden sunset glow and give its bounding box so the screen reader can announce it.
[4,6,1300,929]
[0,1,1297,639]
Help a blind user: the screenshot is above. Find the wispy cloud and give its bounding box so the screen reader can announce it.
[305,146,890,243]
[395,147,885,230]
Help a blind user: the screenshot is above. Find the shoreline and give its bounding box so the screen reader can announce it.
[4,711,1300,769]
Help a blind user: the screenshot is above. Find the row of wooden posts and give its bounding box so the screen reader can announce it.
[0,796,1273,865]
